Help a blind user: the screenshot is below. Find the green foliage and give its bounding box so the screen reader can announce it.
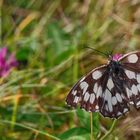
[1,0,140,140]
[77,108,100,138]
[59,127,90,140]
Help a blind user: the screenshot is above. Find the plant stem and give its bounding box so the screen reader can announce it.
[100,119,117,140]
[90,112,94,140]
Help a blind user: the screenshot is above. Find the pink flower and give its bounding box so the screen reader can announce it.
[112,54,122,61]
[0,47,18,77]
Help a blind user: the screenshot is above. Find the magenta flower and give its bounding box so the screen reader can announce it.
[112,54,122,61]
[0,47,18,77]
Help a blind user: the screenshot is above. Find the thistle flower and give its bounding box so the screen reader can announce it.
[0,47,18,77]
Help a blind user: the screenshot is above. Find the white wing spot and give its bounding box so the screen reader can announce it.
[116,93,122,103]
[108,103,113,112]
[105,104,108,111]
[104,89,111,101]
[96,86,102,99]
[84,92,90,102]
[92,70,102,80]
[136,101,140,106]
[107,78,114,90]
[137,74,140,83]
[80,82,88,95]
[90,93,95,104]
[123,108,128,113]
[121,94,125,99]
[95,105,99,110]
[125,69,135,79]
[126,88,132,98]
[131,85,138,95]
[72,90,77,96]
[117,112,122,116]
[129,101,134,104]
[93,83,98,93]
[137,84,140,92]
[105,89,113,112]
[127,54,138,63]
[73,96,79,103]
[112,96,117,105]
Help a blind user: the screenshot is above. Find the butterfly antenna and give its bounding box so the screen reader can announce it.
[85,46,108,57]
[105,49,114,58]
[110,49,114,56]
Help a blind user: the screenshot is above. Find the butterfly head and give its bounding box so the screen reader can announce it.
[111,54,123,61]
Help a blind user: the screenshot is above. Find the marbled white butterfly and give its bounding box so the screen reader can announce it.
[66,51,140,118]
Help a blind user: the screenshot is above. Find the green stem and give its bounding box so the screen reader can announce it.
[0,120,60,140]
[100,119,117,140]
[90,112,94,140]
[11,96,18,130]
[73,53,78,83]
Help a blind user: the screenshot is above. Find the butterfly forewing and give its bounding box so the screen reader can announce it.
[66,65,107,112]
[119,52,140,108]
[100,75,130,118]
[120,51,140,72]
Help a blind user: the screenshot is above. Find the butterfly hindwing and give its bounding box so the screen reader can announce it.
[121,67,140,108]
[98,79,128,118]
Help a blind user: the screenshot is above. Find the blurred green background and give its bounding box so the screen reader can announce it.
[1,0,140,140]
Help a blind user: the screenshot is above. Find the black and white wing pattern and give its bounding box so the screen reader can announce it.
[66,66,130,118]
[119,51,140,108]
[66,65,107,112]
[66,51,140,119]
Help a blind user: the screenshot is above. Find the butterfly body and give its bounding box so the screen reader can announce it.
[107,60,121,75]
[66,51,140,118]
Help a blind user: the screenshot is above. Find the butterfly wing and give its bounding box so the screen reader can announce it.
[99,51,140,118]
[66,65,107,112]
[99,69,130,118]
[119,51,140,108]
[119,51,140,71]
[66,51,140,119]
[66,64,129,119]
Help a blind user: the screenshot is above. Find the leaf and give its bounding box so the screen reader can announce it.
[76,108,100,138]
[58,127,90,140]
[16,47,30,61]
[76,108,91,130]
[92,112,100,138]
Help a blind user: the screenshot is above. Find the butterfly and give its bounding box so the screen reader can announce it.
[66,51,140,119]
